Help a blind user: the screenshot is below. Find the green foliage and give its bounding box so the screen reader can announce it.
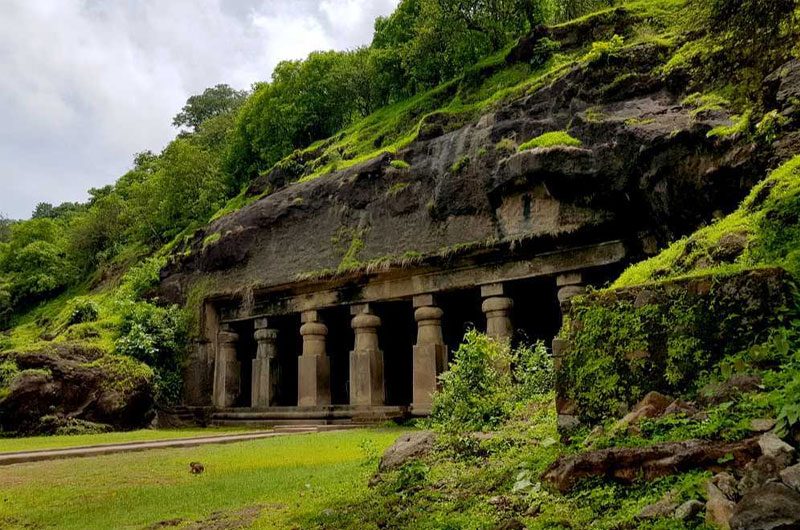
[172,84,247,131]
[706,0,797,70]
[202,233,221,249]
[755,110,790,144]
[707,110,751,138]
[430,330,514,433]
[118,255,167,300]
[450,155,471,173]
[519,130,582,150]
[616,155,800,287]
[0,359,19,391]
[513,340,554,399]
[114,301,187,404]
[582,34,624,64]
[496,137,517,153]
[430,331,554,433]
[389,160,411,170]
[65,298,99,326]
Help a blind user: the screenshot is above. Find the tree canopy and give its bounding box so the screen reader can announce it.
[172,84,248,131]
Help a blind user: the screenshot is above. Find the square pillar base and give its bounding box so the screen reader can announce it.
[213,360,241,409]
[412,343,446,414]
[298,355,331,407]
[349,349,385,406]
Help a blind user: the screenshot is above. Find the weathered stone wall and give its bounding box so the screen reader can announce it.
[555,267,796,428]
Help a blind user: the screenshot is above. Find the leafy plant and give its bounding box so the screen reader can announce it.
[430,329,513,433]
[65,298,99,326]
[582,34,624,64]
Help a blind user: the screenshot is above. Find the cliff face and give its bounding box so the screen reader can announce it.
[160,30,768,304]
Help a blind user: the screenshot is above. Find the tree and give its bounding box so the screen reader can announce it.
[0,215,13,243]
[172,84,248,131]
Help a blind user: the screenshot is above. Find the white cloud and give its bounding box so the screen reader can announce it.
[0,0,399,219]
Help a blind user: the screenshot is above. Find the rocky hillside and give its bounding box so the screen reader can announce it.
[161,5,773,305]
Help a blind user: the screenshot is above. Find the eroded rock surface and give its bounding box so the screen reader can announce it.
[542,438,761,492]
[0,345,154,435]
[730,483,800,530]
[379,431,436,472]
[160,41,769,304]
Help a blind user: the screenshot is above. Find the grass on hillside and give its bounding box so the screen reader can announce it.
[0,427,257,453]
[0,428,406,530]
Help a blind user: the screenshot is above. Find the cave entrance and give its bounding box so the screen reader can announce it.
[375,300,415,406]
[271,313,301,406]
[322,306,354,405]
[506,276,561,351]
[439,288,485,361]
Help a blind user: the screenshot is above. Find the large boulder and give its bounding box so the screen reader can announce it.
[0,345,155,435]
[379,431,435,472]
[730,483,800,530]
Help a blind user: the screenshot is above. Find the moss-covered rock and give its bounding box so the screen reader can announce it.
[0,344,154,435]
[557,267,796,425]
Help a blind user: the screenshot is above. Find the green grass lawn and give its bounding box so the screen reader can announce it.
[0,427,406,529]
[0,427,258,454]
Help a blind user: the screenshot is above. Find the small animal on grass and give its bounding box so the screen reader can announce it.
[189,462,205,474]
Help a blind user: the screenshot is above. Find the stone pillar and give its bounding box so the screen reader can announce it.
[213,325,240,409]
[349,304,385,407]
[251,318,280,408]
[556,272,586,318]
[554,272,585,433]
[298,310,331,407]
[411,295,447,415]
[481,283,514,342]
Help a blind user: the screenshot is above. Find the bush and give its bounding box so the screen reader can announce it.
[0,359,19,389]
[582,35,624,64]
[430,330,513,433]
[66,298,99,326]
[513,340,555,399]
[430,330,557,433]
[119,256,167,300]
[114,301,187,404]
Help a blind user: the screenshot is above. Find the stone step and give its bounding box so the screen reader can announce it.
[210,406,408,428]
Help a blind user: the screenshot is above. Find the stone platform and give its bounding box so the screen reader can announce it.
[211,405,410,427]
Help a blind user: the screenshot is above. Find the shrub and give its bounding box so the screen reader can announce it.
[495,138,517,154]
[430,330,513,433]
[0,359,19,389]
[582,35,624,64]
[66,298,99,326]
[119,255,167,300]
[513,340,554,399]
[114,301,187,404]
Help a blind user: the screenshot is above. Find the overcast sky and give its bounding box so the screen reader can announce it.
[0,0,399,220]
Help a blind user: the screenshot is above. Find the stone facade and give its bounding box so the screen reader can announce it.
[186,240,628,423]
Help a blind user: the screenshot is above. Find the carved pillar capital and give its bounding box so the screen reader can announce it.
[481,295,514,342]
